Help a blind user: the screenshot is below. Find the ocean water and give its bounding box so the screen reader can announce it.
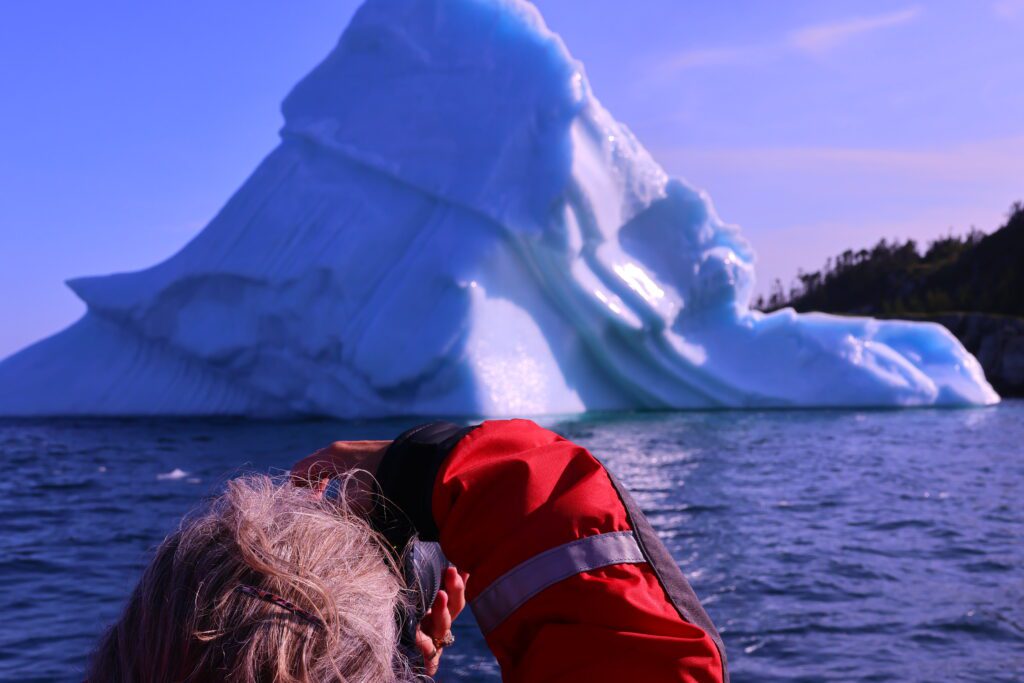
[1,404,1021,682]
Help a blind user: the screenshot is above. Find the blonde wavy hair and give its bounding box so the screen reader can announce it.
[88,475,412,682]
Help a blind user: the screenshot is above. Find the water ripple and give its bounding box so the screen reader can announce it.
[0,405,1021,681]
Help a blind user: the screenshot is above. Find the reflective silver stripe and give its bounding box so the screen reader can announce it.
[470,531,645,634]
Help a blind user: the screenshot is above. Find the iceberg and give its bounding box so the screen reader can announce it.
[0,0,998,417]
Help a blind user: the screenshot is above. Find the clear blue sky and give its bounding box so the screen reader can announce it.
[1,0,1022,359]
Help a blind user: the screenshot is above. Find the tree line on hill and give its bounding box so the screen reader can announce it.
[755,201,1024,317]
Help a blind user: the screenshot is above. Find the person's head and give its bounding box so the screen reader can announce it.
[88,474,412,682]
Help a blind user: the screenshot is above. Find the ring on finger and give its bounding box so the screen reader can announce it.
[431,630,455,650]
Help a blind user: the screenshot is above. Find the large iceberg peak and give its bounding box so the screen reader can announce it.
[0,0,998,416]
[282,0,586,231]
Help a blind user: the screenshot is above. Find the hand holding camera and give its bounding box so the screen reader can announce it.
[291,439,468,675]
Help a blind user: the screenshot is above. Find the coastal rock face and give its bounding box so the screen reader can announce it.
[0,0,999,417]
[927,314,1024,397]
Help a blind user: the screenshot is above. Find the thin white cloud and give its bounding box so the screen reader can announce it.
[655,6,923,77]
[664,136,1024,180]
[993,0,1024,19]
[788,6,923,54]
[662,46,752,71]
[655,44,769,77]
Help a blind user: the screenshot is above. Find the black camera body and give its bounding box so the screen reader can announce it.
[399,538,451,667]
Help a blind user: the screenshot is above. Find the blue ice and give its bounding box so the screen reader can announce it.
[0,0,998,416]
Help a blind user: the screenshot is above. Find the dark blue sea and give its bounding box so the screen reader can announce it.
[1,404,1022,682]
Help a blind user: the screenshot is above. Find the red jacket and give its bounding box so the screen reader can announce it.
[376,419,727,683]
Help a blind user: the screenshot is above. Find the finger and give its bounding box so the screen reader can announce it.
[444,566,466,619]
[414,629,434,658]
[414,629,440,675]
[436,590,452,635]
[421,590,450,638]
[290,451,337,486]
[291,441,391,487]
[291,443,357,484]
[339,469,379,515]
[289,455,314,485]
[420,590,451,639]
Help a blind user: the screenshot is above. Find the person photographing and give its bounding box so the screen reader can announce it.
[89,419,727,682]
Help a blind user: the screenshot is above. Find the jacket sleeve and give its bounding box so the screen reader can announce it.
[376,419,728,683]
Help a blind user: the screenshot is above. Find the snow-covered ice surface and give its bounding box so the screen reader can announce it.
[0,0,998,417]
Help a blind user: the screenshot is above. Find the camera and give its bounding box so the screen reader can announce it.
[399,538,451,668]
